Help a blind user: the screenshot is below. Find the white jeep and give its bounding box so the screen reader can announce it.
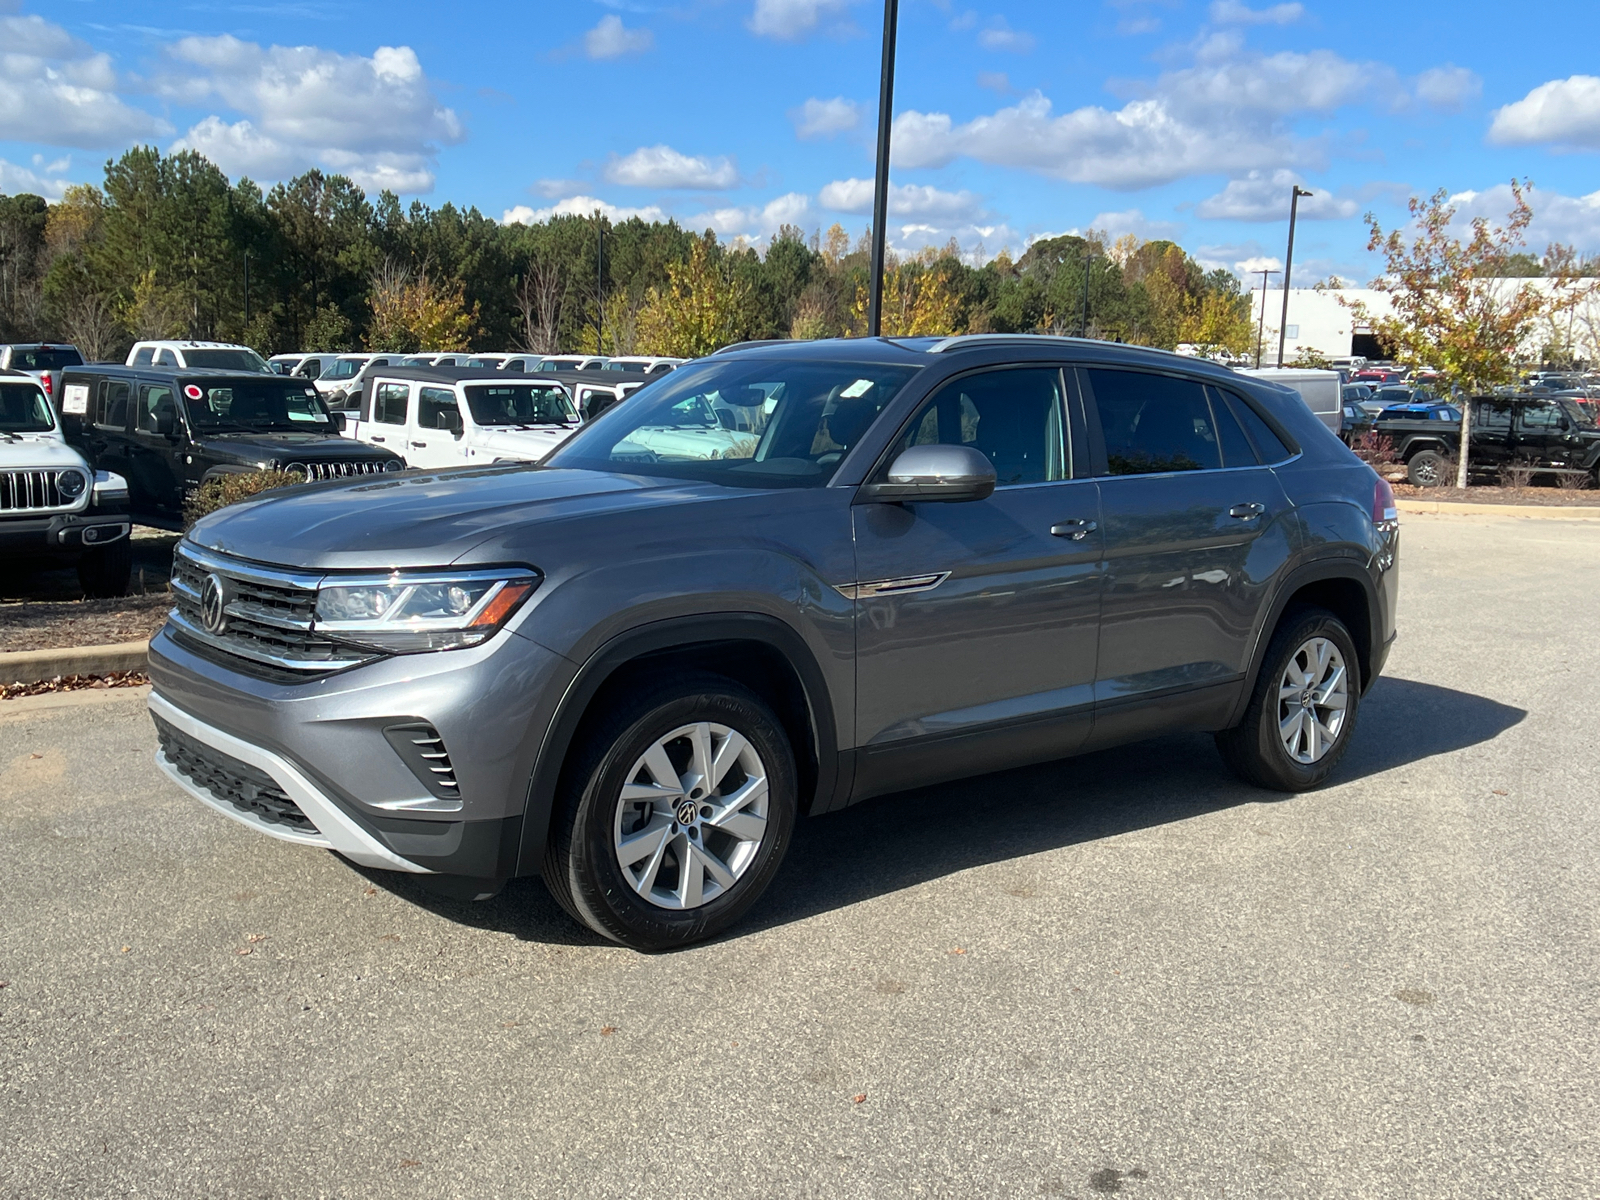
[1,372,133,596]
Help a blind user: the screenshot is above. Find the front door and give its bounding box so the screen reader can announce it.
[126,382,187,518]
[86,378,133,481]
[851,365,1104,798]
[1471,399,1515,473]
[1082,367,1296,737]
[407,385,467,468]
[1515,401,1578,469]
[366,381,410,457]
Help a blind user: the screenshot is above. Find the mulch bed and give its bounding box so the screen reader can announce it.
[1392,483,1600,507]
[0,594,173,654]
[1,670,150,701]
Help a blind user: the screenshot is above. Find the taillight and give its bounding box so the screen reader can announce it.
[1373,476,1397,524]
[41,374,52,395]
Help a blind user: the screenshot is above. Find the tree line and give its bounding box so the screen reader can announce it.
[0,146,1261,361]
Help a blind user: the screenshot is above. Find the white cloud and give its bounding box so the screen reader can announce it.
[1489,75,1600,149]
[684,193,812,240]
[0,156,74,200]
[978,19,1035,53]
[818,177,985,221]
[1209,0,1304,24]
[1414,65,1481,112]
[0,14,165,148]
[162,36,462,193]
[1449,183,1600,251]
[889,40,1418,189]
[584,15,654,60]
[747,0,851,40]
[603,145,738,190]
[791,96,861,139]
[977,72,1011,94]
[1117,16,1161,35]
[1196,170,1361,220]
[1236,255,1284,274]
[1087,208,1185,241]
[502,195,669,226]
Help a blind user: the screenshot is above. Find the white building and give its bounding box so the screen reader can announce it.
[1253,280,1600,366]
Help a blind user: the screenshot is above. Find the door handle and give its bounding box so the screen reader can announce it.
[1229,503,1266,519]
[370,435,385,442]
[1050,519,1098,540]
[410,441,427,449]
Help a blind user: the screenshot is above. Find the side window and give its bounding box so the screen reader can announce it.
[153,348,176,366]
[1519,403,1563,431]
[1088,369,1220,475]
[130,347,154,366]
[418,386,460,430]
[137,385,178,434]
[375,382,410,425]
[890,367,1069,486]
[295,359,323,379]
[1474,401,1513,432]
[1216,389,1293,465]
[96,380,131,430]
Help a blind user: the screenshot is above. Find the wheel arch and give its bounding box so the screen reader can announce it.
[513,613,840,877]
[1226,560,1380,729]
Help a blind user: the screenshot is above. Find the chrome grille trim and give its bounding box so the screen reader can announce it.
[0,469,75,514]
[299,460,392,481]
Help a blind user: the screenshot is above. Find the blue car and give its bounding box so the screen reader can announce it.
[1376,402,1461,423]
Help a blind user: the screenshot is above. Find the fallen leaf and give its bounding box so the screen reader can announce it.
[0,981,8,988]
[399,1159,422,1169]
[600,1025,617,1036]
[246,934,268,944]
[29,753,42,760]
[948,947,967,956]
[852,1093,867,1104]
[364,887,377,896]
[236,947,253,956]
[1492,789,1508,796]
[500,1021,518,1028]
[120,946,131,954]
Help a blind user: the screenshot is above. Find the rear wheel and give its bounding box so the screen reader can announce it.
[1216,607,1360,792]
[77,539,132,598]
[1406,449,1447,487]
[544,672,796,951]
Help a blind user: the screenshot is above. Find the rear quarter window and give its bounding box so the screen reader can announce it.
[1215,388,1294,464]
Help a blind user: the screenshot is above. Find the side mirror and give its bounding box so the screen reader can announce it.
[443,410,464,437]
[328,412,346,433]
[860,444,997,504]
[155,411,177,438]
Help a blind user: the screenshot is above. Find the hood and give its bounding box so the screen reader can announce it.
[187,464,730,569]
[0,435,87,470]
[472,425,578,457]
[197,431,395,460]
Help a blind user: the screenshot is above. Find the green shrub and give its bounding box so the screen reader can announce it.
[183,469,305,528]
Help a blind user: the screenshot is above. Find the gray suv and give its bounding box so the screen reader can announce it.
[146,336,1399,950]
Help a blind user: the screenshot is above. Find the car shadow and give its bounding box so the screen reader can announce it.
[371,675,1524,948]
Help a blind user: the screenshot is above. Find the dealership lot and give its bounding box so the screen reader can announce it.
[3,512,1598,1198]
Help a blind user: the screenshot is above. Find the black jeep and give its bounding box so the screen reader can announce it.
[60,366,403,528]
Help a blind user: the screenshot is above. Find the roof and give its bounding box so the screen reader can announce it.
[358,364,590,385]
[65,364,303,383]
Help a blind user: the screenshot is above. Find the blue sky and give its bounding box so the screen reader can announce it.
[7,0,1600,281]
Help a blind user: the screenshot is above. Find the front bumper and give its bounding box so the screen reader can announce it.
[146,622,573,878]
[0,509,130,553]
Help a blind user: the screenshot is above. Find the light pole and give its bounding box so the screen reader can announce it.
[1276,185,1313,367]
[1254,267,1280,369]
[594,210,605,354]
[866,0,900,338]
[1080,249,1097,338]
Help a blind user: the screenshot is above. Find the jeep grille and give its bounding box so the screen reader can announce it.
[0,469,67,513]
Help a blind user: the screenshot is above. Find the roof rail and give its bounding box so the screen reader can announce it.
[711,339,795,356]
[925,333,1085,354]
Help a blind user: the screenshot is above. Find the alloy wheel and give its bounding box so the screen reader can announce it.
[1277,637,1349,764]
[612,722,770,910]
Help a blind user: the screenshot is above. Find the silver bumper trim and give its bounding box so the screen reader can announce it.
[148,690,431,873]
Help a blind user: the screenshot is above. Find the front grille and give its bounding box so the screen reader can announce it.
[169,543,376,675]
[298,460,393,481]
[153,714,318,834]
[0,469,65,512]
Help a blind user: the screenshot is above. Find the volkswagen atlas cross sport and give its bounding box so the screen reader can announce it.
[146,335,1400,950]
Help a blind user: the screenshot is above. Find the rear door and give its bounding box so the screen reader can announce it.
[88,378,134,485]
[1471,400,1514,471]
[1514,401,1572,468]
[1083,367,1297,736]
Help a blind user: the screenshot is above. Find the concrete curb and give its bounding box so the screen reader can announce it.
[0,640,149,687]
[1397,498,1600,519]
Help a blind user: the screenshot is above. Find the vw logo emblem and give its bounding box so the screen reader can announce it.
[675,800,699,826]
[200,573,229,634]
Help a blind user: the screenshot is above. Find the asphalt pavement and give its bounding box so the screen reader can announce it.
[3,513,1598,1198]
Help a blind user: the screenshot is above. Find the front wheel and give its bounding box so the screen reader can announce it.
[1216,608,1361,792]
[544,672,797,951]
[77,539,132,598]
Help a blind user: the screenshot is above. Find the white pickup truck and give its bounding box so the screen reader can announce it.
[342,367,583,467]
[0,342,84,412]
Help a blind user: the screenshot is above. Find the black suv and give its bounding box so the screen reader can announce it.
[60,366,402,527]
[145,335,1399,950]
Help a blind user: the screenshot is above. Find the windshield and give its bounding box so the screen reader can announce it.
[0,382,54,432]
[9,346,82,370]
[184,379,335,432]
[324,358,364,380]
[465,383,578,426]
[1558,399,1598,430]
[545,358,919,489]
[183,348,271,373]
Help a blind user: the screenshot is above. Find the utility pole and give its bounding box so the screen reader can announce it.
[595,212,605,355]
[866,0,900,338]
[1277,186,1313,367]
[1254,268,1280,369]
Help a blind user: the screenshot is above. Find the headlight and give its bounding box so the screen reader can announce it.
[313,568,539,654]
[56,469,87,499]
[284,461,308,478]
[383,459,404,472]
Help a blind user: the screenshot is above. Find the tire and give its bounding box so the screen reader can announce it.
[1406,449,1447,487]
[1216,607,1361,792]
[77,539,132,598]
[543,671,797,951]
